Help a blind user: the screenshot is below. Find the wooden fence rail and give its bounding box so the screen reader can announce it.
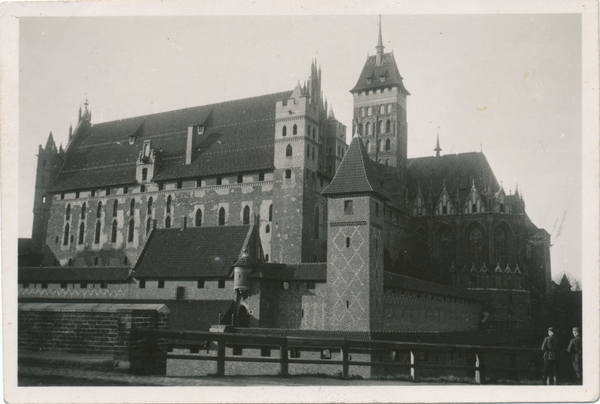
[131,328,539,383]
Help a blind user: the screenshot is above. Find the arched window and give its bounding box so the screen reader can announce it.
[367,106,373,116]
[63,223,70,245]
[380,105,385,115]
[142,168,148,181]
[130,198,135,216]
[282,125,287,137]
[286,144,293,157]
[314,207,319,239]
[218,207,225,226]
[293,124,298,135]
[68,258,73,267]
[165,216,171,228]
[95,221,101,244]
[308,125,311,136]
[442,205,447,215]
[128,219,134,242]
[472,203,477,213]
[66,204,71,220]
[313,128,316,138]
[378,120,383,134]
[500,203,505,213]
[111,220,118,242]
[377,139,383,152]
[306,145,310,158]
[468,227,485,263]
[265,224,270,233]
[366,122,371,136]
[147,197,153,215]
[112,200,118,217]
[243,206,250,225]
[365,140,370,152]
[387,104,392,114]
[360,107,365,117]
[385,138,391,151]
[78,222,85,245]
[146,217,152,234]
[81,203,86,220]
[386,119,391,133]
[269,204,273,221]
[167,195,172,213]
[195,209,202,226]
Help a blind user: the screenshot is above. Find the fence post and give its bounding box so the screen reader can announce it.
[410,350,418,381]
[280,340,289,376]
[475,352,484,384]
[216,340,226,377]
[341,341,349,379]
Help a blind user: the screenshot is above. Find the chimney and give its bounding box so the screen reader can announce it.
[186,126,196,165]
[180,216,187,231]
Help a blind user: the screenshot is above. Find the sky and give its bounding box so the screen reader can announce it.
[18,14,582,283]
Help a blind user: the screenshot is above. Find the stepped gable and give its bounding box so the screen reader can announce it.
[350,53,409,95]
[322,136,392,200]
[406,152,499,201]
[49,91,292,192]
[134,226,251,279]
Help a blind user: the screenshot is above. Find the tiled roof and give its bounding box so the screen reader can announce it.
[322,136,391,200]
[18,267,132,282]
[252,263,327,281]
[134,226,251,278]
[406,152,499,201]
[384,272,479,301]
[167,300,235,331]
[350,53,409,94]
[49,91,292,191]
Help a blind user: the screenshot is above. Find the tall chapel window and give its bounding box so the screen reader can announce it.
[165,216,171,228]
[286,145,292,157]
[95,221,101,243]
[78,222,85,245]
[387,104,392,114]
[167,195,172,213]
[81,203,86,220]
[63,224,70,245]
[130,198,135,216]
[147,197,153,215]
[112,200,118,217]
[111,220,118,242]
[195,209,202,227]
[386,120,391,133]
[282,126,287,137]
[385,139,391,151]
[66,204,71,220]
[366,122,371,136]
[128,219,134,242]
[358,123,363,135]
[142,168,148,181]
[293,124,298,135]
[269,204,273,221]
[218,207,225,226]
[243,206,250,225]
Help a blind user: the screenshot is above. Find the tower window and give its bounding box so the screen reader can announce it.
[346,237,350,248]
[269,204,273,221]
[128,219,134,242]
[237,174,243,183]
[123,186,128,195]
[81,203,86,220]
[385,138,391,151]
[112,200,118,217]
[148,197,153,215]
[218,207,225,226]
[259,173,265,181]
[66,204,71,220]
[197,280,205,288]
[75,191,80,199]
[293,124,298,135]
[216,177,222,185]
[165,216,171,228]
[195,209,202,226]
[282,125,287,137]
[95,221,101,244]
[167,195,172,213]
[158,183,164,191]
[196,178,202,187]
[111,220,118,242]
[285,169,292,179]
[312,147,315,161]
[243,206,250,225]
[218,280,225,288]
[286,144,293,157]
[158,280,165,289]
[142,168,148,181]
[344,200,353,215]
[130,198,135,215]
[63,223,70,245]
[265,224,270,233]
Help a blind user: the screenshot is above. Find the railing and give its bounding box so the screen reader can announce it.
[131,328,539,383]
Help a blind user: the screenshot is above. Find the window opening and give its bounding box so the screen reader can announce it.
[218,207,225,226]
[81,203,86,220]
[158,280,165,289]
[218,280,225,288]
[165,216,171,228]
[293,124,297,135]
[66,204,71,220]
[78,222,85,244]
[195,209,202,226]
[63,224,70,245]
[111,220,118,242]
[282,125,287,136]
[286,144,292,157]
[128,219,134,242]
[344,200,353,215]
[95,221,101,244]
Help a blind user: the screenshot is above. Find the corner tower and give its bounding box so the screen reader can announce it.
[351,17,410,189]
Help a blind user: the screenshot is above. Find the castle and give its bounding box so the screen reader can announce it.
[19,22,552,334]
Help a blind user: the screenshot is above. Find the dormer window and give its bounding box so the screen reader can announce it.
[197,126,205,135]
[379,76,385,82]
[128,135,136,145]
[366,78,372,84]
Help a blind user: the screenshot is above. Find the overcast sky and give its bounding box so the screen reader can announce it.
[18,14,582,282]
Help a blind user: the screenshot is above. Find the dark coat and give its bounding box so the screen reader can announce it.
[541,335,560,361]
[567,336,582,362]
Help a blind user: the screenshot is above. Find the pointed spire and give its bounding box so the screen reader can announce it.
[514,183,519,196]
[45,131,56,151]
[78,106,82,123]
[434,128,442,157]
[328,104,335,119]
[69,124,73,138]
[59,143,64,154]
[471,178,477,191]
[376,15,385,66]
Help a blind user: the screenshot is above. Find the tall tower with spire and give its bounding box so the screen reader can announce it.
[350,16,410,194]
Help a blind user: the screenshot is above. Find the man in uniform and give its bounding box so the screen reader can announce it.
[541,327,560,385]
[567,327,582,384]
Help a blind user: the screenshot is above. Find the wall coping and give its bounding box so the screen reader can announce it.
[18,302,170,314]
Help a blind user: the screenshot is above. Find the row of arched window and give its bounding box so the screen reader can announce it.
[357,120,392,136]
[360,104,393,117]
[364,138,392,153]
[282,124,318,139]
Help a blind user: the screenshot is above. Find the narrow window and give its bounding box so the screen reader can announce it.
[237,174,243,183]
[111,220,118,242]
[285,169,292,179]
[158,280,165,289]
[269,204,273,221]
[75,191,80,199]
[259,173,265,181]
[112,200,118,217]
[314,207,319,239]
[177,181,182,189]
[216,177,222,185]
[286,144,292,157]
[344,200,353,215]
[218,280,225,289]
[42,195,47,204]
[375,203,379,217]
[81,203,86,220]
[385,138,391,151]
[176,286,185,300]
[158,183,164,191]
[443,205,447,215]
[312,147,315,161]
[91,189,96,197]
[142,168,148,181]
[95,221,101,244]
[130,198,135,215]
[197,280,205,289]
[68,258,73,267]
[80,282,87,289]
[139,280,146,289]
[146,217,152,234]
[265,224,270,233]
[346,300,350,308]
[106,188,111,196]
[261,348,271,357]
[147,197,153,215]
[123,186,128,194]
[101,281,108,289]
[293,124,297,135]
[500,203,504,213]
[61,192,65,200]
[63,223,70,245]
[42,282,48,289]
[282,125,287,137]
[386,120,391,132]
[167,195,172,213]
[61,282,67,289]
[218,207,225,226]
[265,254,269,262]
[233,347,243,356]
[165,216,171,228]
[196,178,202,187]
[78,222,85,245]
[346,237,350,248]
[366,122,371,136]
[378,120,383,134]
[243,206,250,225]
[128,219,134,242]
[313,127,316,138]
[472,203,477,213]
[66,204,71,220]
[140,184,145,193]
[308,125,311,137]
[94,257,99,265]
[307,145,310,158]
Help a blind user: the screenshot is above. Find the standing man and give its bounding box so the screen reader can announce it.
[541,327,560,385]
[567,327,582,384]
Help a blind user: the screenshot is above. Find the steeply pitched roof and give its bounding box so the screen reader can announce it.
[49,91,292,192]
[18,267,132,282]
[322,136,390,200]
[406,152,499,201]
[134,226,251,278]
[350,53,409,95]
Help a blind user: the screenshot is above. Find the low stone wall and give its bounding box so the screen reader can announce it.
[18,303,169,370]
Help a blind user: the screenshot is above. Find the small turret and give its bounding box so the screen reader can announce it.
[233,251,255,294]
